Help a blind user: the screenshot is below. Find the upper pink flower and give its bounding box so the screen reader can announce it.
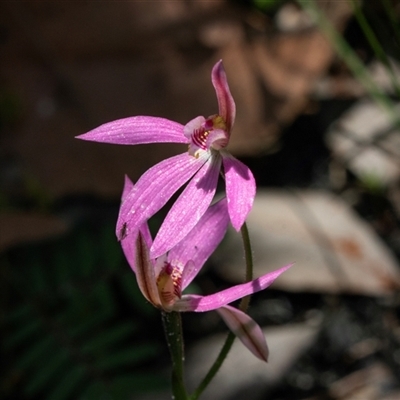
[119,177,290,361]
[77,60,255,258]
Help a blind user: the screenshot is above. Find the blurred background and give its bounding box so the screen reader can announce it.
[1,0,400,399]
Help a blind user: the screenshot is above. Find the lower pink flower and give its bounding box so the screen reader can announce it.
[121,177,291,361]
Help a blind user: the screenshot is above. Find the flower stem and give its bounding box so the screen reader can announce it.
[238,221,253,312]
[189,222,254,400]
[162,311,188,400]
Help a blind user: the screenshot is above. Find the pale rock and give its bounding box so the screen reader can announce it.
[326,100,400,186]
[214,190,400,296]
[185,322,321,400]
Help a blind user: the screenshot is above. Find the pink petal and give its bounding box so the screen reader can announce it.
[222,152,256,231]
[120,222,153,274]
[134,232,162,308]
[174,264,292,312]
[150,154,221,259]
[216,305,269,362]
[121,233,136,273]
[168,198,230,290]
[211,60,236,133]
[116,152,208,241]
[121,175,153,247]
[121,176,152,243]
[76,116,188,145]
[119,177,154,273]
[122,175,134,202]
[120,176,137,271]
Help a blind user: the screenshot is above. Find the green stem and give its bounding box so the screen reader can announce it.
[189,222,253,400]
[238,222,253,312]
[162,311,188,400]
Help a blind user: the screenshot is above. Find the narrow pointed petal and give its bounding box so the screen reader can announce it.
[211,61,236,132]
[222,152,256,231]
[150,154,222,259]
[168,198,230,290]
[120,176,154,273]
[134,232,162,308]
[120,176,146,273]
[76,116,188,145]
[120,233,136,273]
[122,175,134,202]
[180,260,196,291]
[173,264,292,312]
[120,175,153,248]
[116,152,208,241]
[217,305,269,362]
[119,175,135,243]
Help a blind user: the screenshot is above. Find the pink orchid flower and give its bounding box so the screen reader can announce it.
[77,60,255,259]
[120,177,290,361]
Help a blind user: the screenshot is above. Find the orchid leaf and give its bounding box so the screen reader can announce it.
[82,322,138,353]
[4,318,40,348]
[97,344,160,370]
[2,220,165,399]
[47,366,86,400]
[25,349,69,396]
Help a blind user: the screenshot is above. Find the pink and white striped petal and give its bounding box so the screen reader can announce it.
[116,152,208,241]
[173,264,292,312]
[150,154,222,259]
[222,152,256,231]
[77,116,187,145]
[169,198,230,290]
